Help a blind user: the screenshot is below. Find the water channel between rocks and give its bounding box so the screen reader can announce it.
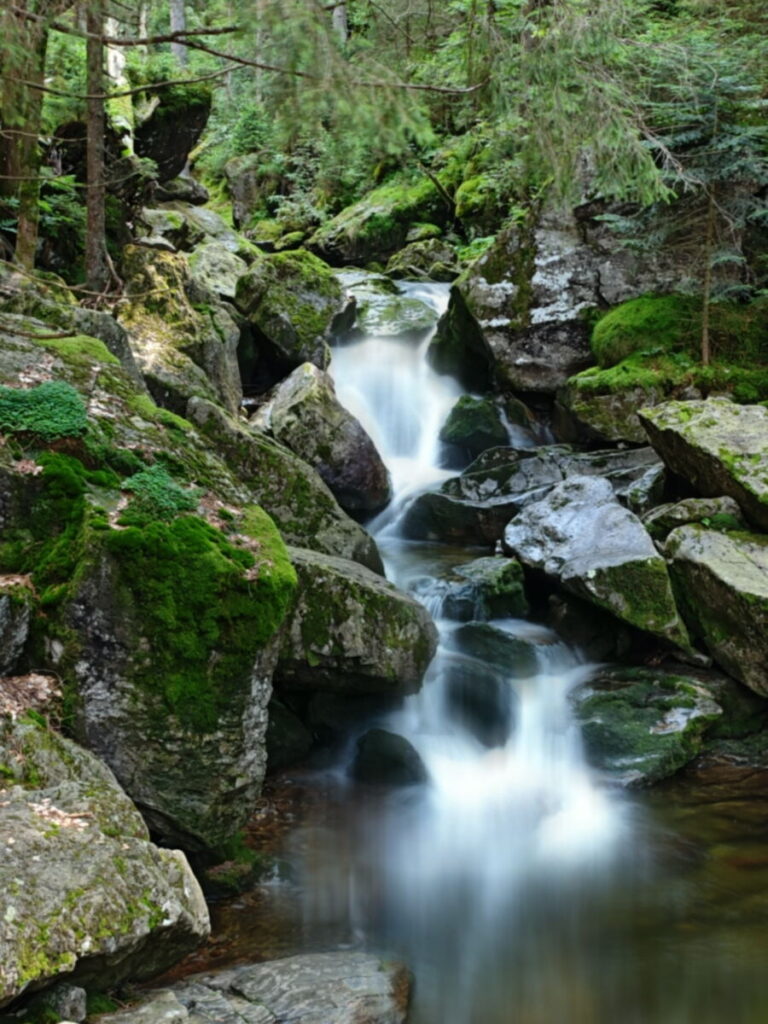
[202,282,768,1024]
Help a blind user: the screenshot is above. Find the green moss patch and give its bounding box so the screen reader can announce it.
[591,294,768,370]
[104,514,295,733]
[0,381,87,441]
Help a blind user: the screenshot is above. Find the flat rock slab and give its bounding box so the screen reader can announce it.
[639,399,768,531]
[665,524,768,696]
[96,953,410,1024]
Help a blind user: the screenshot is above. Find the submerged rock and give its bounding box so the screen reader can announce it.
[446,622,539,677]
[571,667,722,786]
[639,399,768,531]
[665,525,768,696]
[350,728,428,786]
[503,476,689,648]
[277,547,437,696]
[268,362,392,514]
[0,717,208,1007]
[95,952,410,1024]
[443,652,516,748]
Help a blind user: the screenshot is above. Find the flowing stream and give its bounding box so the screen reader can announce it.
[209,282,768,1024]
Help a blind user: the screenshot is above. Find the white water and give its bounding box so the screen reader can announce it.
[324,281,632,1022]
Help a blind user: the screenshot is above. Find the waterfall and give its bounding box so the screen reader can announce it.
[322,280,632,1023]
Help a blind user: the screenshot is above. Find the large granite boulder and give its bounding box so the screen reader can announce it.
[639,399,768,531]
[665,525,768,696]
[503,476,689,647]
[0,717,209,1007]
[571,667,722,786]
[187,241,248,301]
[441,204,683,395]
[187,398,383,571]
[235,250,344,372]
[63,507,297,853]
[277,547,437,695]
[267,363,392,514]
[118,246,243,416]
[94,953,411,1024]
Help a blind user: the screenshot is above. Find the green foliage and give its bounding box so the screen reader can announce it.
[103,515,296,733]
[0,381,87,441]
[120,465,201,525]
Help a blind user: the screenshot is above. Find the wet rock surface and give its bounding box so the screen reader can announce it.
[503,476,689,647]
[94,953,410,1024]
[350,728,428,786]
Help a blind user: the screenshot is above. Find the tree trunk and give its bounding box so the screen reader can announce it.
[332,2,349,44]
[85,0,111,294]
[700,185,716,367]
[170,0,188,65]
[1,5,51,268]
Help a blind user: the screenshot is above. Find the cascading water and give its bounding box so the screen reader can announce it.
[322,281,635,1022]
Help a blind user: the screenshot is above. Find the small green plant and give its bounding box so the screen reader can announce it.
[120,465,201,524]
[0,381,87,441]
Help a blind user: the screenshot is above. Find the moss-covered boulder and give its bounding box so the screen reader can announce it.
[351,292,438,340]
[639,399,768,532]
[65,507,297,852]
[385,237,459,281]
[187,240,248,301]
[0,716,209,1007]
[556,379,664,444]
[118,246,243,415]
[235,250,344,372]
[665,525,768,697]
[446,621,539,677]
[277,547,437,696]
[643,496,745,541]
[267,363,391,514]
[134,83,211,181]
[571,667,722,786]
[187,397,383,570]
[308,174,450,265]
[503,476,690,648]
[439,395,509,457]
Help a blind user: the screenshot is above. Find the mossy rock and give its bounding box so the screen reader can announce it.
[643,496,745,541]
[439,555,528,621]
[665,524,768,697]
[503,475,690,649]
[277,546,437,696]
[235,249,343,371]
[187,397,383,571]
[446,621,538,677]
[351,293,438,340]
[385,238,459,282]
[591,294,768,369]
[571,666,722,786]
[439,395,508,457]
[308,174,451,265]
[0,717,208,1007]
[427,285,495,392]
[639,399,768,532]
